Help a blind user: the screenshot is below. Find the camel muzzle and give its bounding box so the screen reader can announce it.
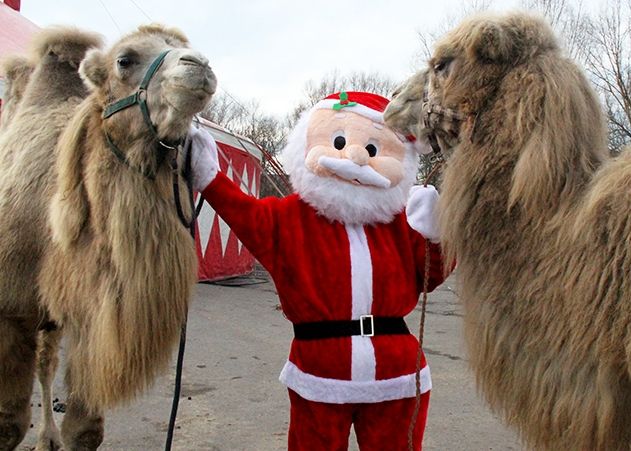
[419,81,468,156]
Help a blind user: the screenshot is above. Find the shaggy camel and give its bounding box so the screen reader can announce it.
[0,25,216,450]
[384,12,631,451]
[0,55,34,131]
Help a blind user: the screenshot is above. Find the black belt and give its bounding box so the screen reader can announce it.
[293,315,409,340]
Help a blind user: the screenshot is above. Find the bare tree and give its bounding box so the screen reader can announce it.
[202,91,287,155]
[201,91,292,197]
[582,0,631,153]
[286,70,397,128]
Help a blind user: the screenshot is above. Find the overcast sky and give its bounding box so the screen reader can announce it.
[20,0,531,117]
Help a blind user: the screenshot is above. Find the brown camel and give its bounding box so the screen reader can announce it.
[0,24,215,451]
[385,11,631,451]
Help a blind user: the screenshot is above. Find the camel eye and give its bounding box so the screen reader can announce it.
[117,57,133,68]
[333,133,346,150]
[433,58,452,74]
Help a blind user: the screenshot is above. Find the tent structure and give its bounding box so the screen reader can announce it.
[193,118,270,282]
[0,0,39,104]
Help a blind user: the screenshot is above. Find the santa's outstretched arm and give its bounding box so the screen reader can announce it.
[406,185,450,291]
[188,125,279,270]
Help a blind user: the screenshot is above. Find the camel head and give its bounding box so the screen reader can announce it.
[79,24,216,150]
[386,12,566,158]
[383,70,427,143]
[387,12,607,214]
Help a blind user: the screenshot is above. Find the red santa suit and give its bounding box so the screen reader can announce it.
[200,173,445,449]
[191,91,448,450]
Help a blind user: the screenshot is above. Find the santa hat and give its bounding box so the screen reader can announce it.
[311,91,390,124]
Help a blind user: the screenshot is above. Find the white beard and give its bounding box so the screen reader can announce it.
[280,109,418,225]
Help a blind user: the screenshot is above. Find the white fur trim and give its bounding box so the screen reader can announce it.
[312,98,385,123]
[279,360,432,404]
[189,125,219,192]
[319,156,391,188]
[406,185,440,243]
[347,224,372,319]
[346,224,376,381]
[352,336,376,381]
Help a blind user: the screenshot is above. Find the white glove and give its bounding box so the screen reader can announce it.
[406,185,440,243]
[188,124,219,192]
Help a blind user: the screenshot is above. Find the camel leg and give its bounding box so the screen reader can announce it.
[34,327,62,451]
[60,334,104,451]
[0,316,37,451]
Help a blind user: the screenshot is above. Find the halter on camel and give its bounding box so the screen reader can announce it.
[102,50,182,176]
[101,49,196,451]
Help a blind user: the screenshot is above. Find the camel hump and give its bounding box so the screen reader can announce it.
[0,55,34,80]
[135,23,189,46]
[443,12,560,66]
[29,26,104,66]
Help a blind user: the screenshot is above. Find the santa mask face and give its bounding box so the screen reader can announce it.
[304,109,406,188]
[281,92,418,226]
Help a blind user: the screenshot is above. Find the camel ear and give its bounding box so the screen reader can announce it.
[467,21,513,63]
[50,99,93,249]
[79,49,108,89]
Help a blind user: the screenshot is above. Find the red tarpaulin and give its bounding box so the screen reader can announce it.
[194,119,263,281]
[0,1,39,105]
[0,1,39,56]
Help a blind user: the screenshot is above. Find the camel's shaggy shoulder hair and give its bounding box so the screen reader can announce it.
[40,91,198,409]
[387,11,631,451]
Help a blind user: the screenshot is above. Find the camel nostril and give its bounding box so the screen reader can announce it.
[179,55,208,67]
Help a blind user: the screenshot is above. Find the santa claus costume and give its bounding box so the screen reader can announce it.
[189,91,448,450]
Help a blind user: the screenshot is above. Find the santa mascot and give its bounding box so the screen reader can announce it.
[189,91,448,450]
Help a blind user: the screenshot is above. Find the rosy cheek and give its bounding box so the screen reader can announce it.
[369,157,404,186]
[305,145,338,176]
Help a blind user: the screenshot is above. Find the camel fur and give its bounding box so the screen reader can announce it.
[0,24,215,451]
[384,12,631,451]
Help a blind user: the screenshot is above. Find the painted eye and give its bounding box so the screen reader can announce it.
[365,143,378,157]
[117,57,132,68]
[333,135,346,150]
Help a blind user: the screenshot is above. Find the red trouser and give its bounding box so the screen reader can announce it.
[288,389,430,451]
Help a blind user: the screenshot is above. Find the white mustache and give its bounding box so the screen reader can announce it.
[318,156,391,189]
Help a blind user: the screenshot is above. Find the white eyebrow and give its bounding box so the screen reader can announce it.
[372,122,384,129]
[335,113,346,119]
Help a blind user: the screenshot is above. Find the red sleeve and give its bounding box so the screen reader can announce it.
[201,171,279,271]
[413,232,451,293]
